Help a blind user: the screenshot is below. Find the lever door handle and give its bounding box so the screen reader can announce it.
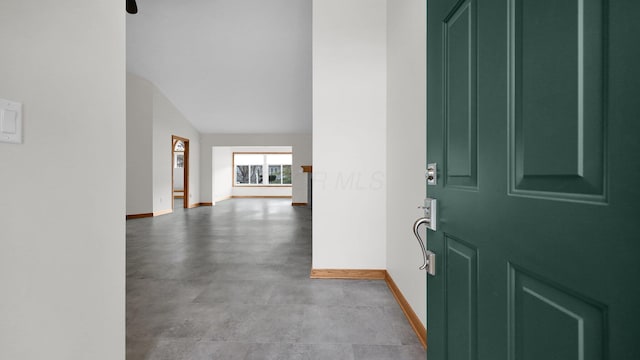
[413,217,437,276]
[413,217,430,270]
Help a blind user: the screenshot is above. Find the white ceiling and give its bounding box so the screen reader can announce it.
[127,0,312,134]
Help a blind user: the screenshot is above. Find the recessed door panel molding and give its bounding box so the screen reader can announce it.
[508,264,606,360]
[443,0,478,189]
[445,235,478,359]
[508,0,607,203]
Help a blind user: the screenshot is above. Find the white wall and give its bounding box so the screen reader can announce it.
[201,134,312,204]
[127,74,154,215]
[127,73,201,214]
[212,147,233,201]
[232,187,292,197]
[387,0,427,327]
[0,1,125,359]
[152,78,201,211]
[313,0,388,269]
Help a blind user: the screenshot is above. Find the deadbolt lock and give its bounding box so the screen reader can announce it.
[426,163,437,185]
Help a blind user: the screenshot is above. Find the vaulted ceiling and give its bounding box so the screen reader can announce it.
[127,0,312,134]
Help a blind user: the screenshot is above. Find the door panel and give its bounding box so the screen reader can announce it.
[446,235,478,360]
[426,0,640,359]
[511,0,606,201]
[444,0,478,189]
[508,265,606,360]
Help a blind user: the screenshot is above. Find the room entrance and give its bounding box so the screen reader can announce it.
[172,135,189,209]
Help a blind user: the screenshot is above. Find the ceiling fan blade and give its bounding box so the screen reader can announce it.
[126,0,138,14]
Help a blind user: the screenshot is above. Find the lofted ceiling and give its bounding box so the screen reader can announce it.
[127,0,312,134]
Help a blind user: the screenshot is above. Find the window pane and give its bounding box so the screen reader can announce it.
[282,165,292,184]
[269,165,281,184]
[250,165,263,184]
[236,165,249,184]
[175,154,184,168]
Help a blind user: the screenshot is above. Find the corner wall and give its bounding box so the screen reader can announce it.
[212,147,233,202]
[126,73,201,215]
[0,1,125,358]
[151,80,200,212]
[387,0,427,327]
[127,74,154,214]
[312,0,388,269]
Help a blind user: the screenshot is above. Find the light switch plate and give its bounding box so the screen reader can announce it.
[0,99,22,144]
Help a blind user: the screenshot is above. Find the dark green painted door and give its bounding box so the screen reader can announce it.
[426,0,640,359]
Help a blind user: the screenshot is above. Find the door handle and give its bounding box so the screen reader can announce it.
[413,217,437,276]
[413,198,437,276]
[413,217,430,270]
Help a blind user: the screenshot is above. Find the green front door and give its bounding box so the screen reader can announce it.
[426,0,640,358]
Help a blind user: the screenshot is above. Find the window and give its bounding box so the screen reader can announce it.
[234,153,292,186]
[236,164,263,184]
[174,140,185,168]
[269,165,292,184]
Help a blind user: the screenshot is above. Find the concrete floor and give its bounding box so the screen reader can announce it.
[126,198,425,360]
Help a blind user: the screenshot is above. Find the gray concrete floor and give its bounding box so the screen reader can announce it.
[127,198,426,360]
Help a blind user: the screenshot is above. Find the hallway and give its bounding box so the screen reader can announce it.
[126,199,425,359]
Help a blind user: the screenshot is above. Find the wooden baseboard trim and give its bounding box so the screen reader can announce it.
[126,208,173,220]
[385,271,427,349]
[310,269,386,280]
[153,209,173,217]
[126,202,214,219]
[291,202,308,207]
[184,202,215,209]
[232,196,293,199]
[310,269,426,347]
[126,213,154,220]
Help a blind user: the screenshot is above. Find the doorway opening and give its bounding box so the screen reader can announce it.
[172,135,189,209]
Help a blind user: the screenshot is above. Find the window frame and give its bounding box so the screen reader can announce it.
[232,152,293,188]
